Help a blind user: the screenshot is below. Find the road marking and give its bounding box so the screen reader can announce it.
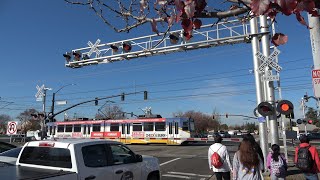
[162,174,191,179]
[160,157,181,166]
[167,171,212,178]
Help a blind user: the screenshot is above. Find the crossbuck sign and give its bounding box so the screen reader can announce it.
[256,49,282,73]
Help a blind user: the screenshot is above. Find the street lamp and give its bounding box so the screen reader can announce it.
[50,84,76,122]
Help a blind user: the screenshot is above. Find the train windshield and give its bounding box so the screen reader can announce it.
[182,119,195,132]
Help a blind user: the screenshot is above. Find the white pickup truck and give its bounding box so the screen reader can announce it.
[0,139,161,180]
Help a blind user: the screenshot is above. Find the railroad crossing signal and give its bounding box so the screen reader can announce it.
[276,100,294,115]
[297,119,313,124]
[7,121,17,135]
[256,49,282,73]
[87,39,101,58]
[35,84,45,101]
[257,102,274,117]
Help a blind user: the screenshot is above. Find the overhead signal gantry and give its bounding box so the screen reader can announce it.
[63,19,265,69]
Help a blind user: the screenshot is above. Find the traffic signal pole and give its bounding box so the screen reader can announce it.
[272,22,288,161]
[250,16,268,168]
[259,15,279,145]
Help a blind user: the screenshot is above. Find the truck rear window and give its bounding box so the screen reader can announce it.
[19,147,72,168]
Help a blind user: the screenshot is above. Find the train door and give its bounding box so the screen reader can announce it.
[167,120,179,144]
[121,123,131,143]
[82,124,92,138]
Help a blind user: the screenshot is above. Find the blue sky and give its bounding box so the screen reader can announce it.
[0,0,316,125]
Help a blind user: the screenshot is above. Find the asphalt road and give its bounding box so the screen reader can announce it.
[128,142,240,180]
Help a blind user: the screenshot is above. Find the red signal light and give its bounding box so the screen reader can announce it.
[257,102,273,117]
[276,100,293,115]
[280,104,289,111]
[308,120,313,124]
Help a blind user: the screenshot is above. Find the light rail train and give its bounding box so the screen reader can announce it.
[46,117,196,145]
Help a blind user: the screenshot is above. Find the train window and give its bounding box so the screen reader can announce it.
[65,125,73,132]
[132,123,142,131]
[110,123,119,131]
[174,122,179,134]
[144,122,154,131]
[155,122,166,131]
[182,122,189,131]
[126,124,130,134]
[57,125,64,132]
[92,124,101,132]
[74,125,81,132]
[169,123,172,134]
[121,124,125,134]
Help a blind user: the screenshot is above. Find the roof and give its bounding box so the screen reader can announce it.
[25,139,122,148]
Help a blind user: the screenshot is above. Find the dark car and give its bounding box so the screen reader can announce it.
[307,132,320,140]
[0,141,17,153]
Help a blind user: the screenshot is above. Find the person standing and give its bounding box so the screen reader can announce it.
[233,139,264,180]
[295,134,320,180]
[267,144,287,180]
[242,133,264,168]
[208,135,233,180]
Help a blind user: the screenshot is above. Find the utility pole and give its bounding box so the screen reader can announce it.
[41,86,51,139]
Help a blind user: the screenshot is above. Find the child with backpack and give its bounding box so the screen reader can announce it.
[295,134,320,180]
[267,144,287,180]
[208,135,232,180]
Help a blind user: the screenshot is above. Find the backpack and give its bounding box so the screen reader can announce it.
[210,145,223,168]
[270,155,286,177]
[296,146,314,172]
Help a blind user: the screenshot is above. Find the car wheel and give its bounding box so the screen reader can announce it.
[147,172,160,180]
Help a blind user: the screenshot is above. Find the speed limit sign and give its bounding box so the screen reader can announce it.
[7,121,17,135]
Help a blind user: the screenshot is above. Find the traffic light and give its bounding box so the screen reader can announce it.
[212,115,215,120]
[122,42,132,53]
[303,119,307,124]
[169,33,179,44]
[308,120,313,124]
[276,100,293,115]
[63,52,72,62]
[226,113,228,118]
[95,97,98,106]
[110,44,119,53]
[297,119,303,124]
[144,91,148,100]
[121,93,125,101]
[73,51,81,61]
[303,94,308,102]
[257,102,273,117]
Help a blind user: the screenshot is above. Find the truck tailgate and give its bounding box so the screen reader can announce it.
[0,165,77,180]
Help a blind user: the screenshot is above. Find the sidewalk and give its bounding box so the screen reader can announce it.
[208,166,309,180]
